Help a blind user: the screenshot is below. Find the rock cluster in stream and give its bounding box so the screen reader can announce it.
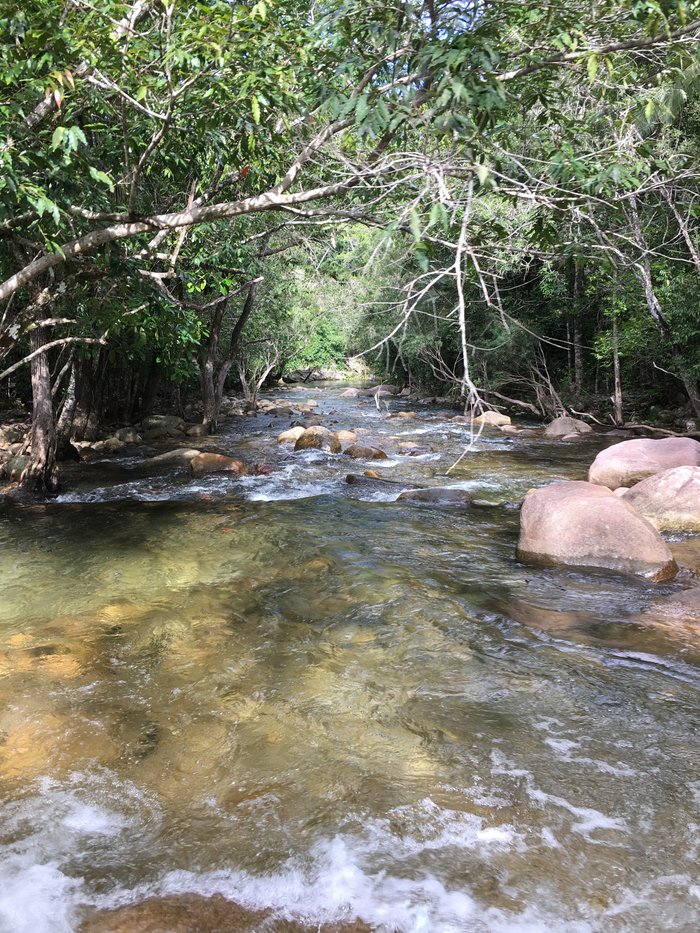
[517,436,700,582]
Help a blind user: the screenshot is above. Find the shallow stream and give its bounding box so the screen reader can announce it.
[1,387,699,931]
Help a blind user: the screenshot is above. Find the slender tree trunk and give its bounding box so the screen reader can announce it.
[20,327,58,493]
[612,316,623,425]
[55,364,78,459]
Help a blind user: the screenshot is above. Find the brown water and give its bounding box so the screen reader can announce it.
[0,388,699,932]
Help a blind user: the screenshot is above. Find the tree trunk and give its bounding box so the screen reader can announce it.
[20,328,58,493]
[612,317,623,425]
[55,364,78,459]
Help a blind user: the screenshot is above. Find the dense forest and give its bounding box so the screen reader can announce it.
[0,1,699,492]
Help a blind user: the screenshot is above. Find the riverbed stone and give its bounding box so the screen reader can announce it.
[335,430,358,445]
[79,894,372,933]
[190,453,248,477]
[277,426,306,444]
[294,426,341,453]
[621,465,700,531]
[115,427,142,443]
[344,444,388,460]
[516,480,677,581]
[588,436,700,490]
[340,387,363,397]
[140,414,186,433]
[365,384,400,397]
[146,448,202,467]
[474,410,511,427]
[398,486,472,505]
[544,416,592,437]
[0,424,26,446]
[186,424,210,437]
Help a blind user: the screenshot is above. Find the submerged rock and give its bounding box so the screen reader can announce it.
[516,480,677,581]
[190,453,248,477]
[344,444,388,460]
[588,436,700,490]
[145,448,201,467]
[621,465,700,531]
[397,486,472,505]
[544,416,592,437]
[340,387,363,397]
[294,426,341,453]
[79,894,371,932]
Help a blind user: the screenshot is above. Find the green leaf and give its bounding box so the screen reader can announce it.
[51,126,66,150]
[251,95,261,124]
[89,166,115,191]
[587,54,598,83]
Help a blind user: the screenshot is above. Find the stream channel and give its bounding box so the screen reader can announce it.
[0,385,699,932]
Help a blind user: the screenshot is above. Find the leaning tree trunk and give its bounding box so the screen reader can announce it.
[55,363,78,459]
[20,327,58,493]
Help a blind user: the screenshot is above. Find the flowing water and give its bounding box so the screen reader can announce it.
[0,387,699,932]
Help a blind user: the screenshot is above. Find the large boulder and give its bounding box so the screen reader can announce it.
[190,453,248,477]
[340,387,363,398]
[544,416,592,437]
[589,437,700,490]
[621,465,700,531]
[344,444,388,460]
[398,486,472,505]
[516,480,677,581]
[294,426,341,453]
[474,410,511,427]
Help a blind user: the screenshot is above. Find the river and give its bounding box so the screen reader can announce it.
[0,386,698,932]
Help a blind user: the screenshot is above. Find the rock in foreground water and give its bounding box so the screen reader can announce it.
[516,480,677,581]
[588,437,700,490]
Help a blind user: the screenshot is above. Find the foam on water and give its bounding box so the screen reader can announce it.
[86,798,592,933]
[0,775,152,933]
